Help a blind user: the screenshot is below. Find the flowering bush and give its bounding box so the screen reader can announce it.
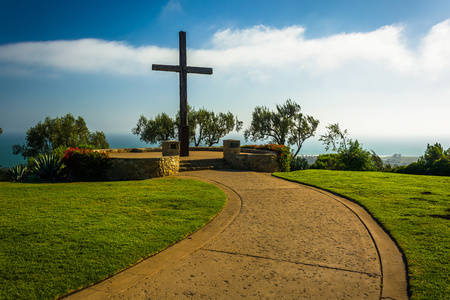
[246,144,291,172]
[62,147,109,181]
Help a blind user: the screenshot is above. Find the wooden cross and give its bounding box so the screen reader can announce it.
[152,31,213,157]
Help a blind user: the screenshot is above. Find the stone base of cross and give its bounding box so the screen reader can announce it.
[152,31,213,156]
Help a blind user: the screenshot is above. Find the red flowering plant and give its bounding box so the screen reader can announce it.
[62,147,110,181]
[246,144,291,172]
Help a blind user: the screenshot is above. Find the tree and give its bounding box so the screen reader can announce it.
[190,108,242,147]
[203,111,243,147]
[394,143,450,176]
[422,143,446,168]
[0,128,2,135]
[244,99,319,157]
[317,124,387,171]
[134,107,242,147]
[319,123,349,152]
[132,113,177,144]
[88,132,109,149]
[337,140,377,171]
[289,114,320,157]
[12,113,109,159]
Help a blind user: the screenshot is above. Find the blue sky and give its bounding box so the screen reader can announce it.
[1,0,449,153]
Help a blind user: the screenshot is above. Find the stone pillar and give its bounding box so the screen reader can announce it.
[162,140,180,156]
[223,139,240,158]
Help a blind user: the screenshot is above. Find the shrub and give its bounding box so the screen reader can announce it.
[8,164,29,181]
[392,143,450,176]
[62,148,110,181]
[336,140,377,171]
[290,156,309,171]
[312,140,378,171]
[32,153,64,181]
[52,145,69,159]
[428,158,450,176]
[370,150,386,171]
[403,162,427,175]
[310,154,338,170]
[246,144,291,172]
[0,167,10,181]
[423,143,446,168]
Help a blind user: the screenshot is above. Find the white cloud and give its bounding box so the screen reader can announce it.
[199,24,419,76]
[0,39,177,76]
[420,19,450,76]
[160,0,183,19]
[1,20,450,80]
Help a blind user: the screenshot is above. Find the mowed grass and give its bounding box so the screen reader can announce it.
[0,178,226,300]
[273,170,449,300]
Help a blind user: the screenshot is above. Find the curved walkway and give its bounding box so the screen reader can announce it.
[66,170,408,299]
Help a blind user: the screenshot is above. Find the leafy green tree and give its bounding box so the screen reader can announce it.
[422,143,446,168]
[318,124,386,171]
[132,113,177,144]
[12,113,109,159]
[87,132,109,149]
[188,108,211,146]
[337,140,377,171]
[371,150,386,171]
[310,154,339,170]
[244,99,319,157]
[135,107,242,147]
[244,99,298,145]
[289,114,319,157]
[319,123,349,152]
[191,108,243,147]
[414,143,450,176]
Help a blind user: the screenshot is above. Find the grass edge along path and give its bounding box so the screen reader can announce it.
[273,170,449,300]
[0,178,226,300]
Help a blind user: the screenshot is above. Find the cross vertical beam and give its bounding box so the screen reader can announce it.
[178,32,189,156]
[152,31,213,157]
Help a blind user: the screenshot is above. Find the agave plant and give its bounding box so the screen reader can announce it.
[32,153,64,181]
[8,164,29,181]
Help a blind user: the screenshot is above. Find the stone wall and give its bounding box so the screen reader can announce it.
[96,143,282,180]
[105,156,179,181]
[222,140,281,172]
[224,153,281,173]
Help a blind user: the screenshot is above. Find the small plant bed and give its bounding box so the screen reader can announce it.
[273,170,450,300]
[0,178,226,299]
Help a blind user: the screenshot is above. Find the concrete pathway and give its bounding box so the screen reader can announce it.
[66,170,408,299]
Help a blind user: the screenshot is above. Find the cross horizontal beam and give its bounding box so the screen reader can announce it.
[152,64,213,75]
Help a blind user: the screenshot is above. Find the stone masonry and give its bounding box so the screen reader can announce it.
[105,156,179,181]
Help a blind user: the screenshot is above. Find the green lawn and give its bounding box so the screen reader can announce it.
[0,178,226,300]
[273,170,449,300]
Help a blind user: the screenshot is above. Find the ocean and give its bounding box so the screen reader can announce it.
[0,132,443,168]
[0,133,151,168]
